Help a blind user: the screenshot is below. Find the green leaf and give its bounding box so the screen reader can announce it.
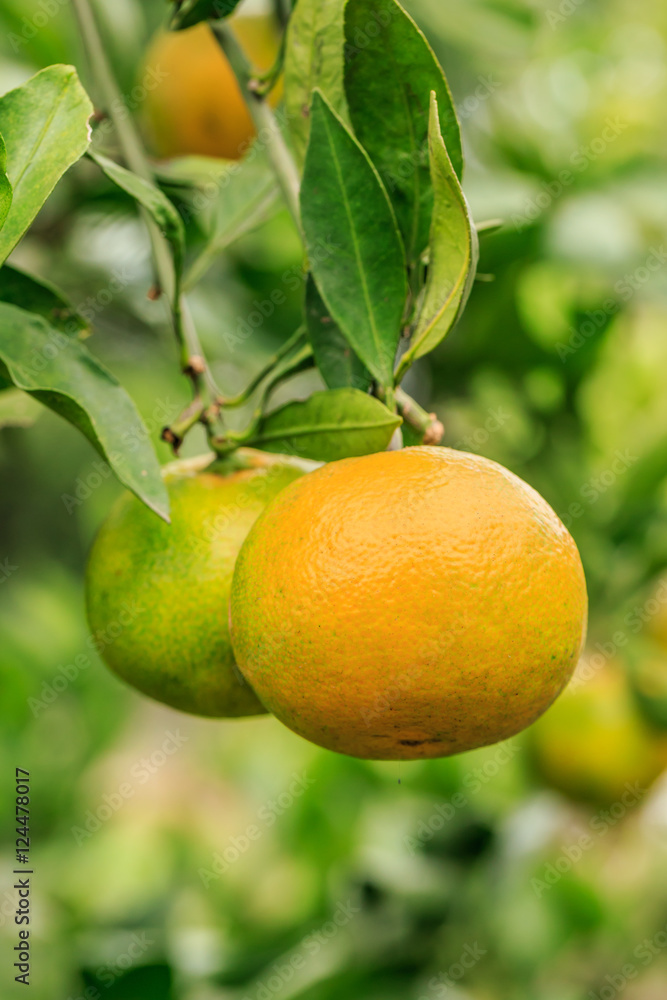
[396,92,478,380]
[284,0,348,167]
[301,90,407,388]
[170,0,242,31]
[0,388,42,428]
[184,153,280,289]
[89,152,185,278]
[0,302,169,521]
[253,388,401,462]
[0,264,90,337]
[0,132,12,230]
[0,65,92,265]
[344,0,463,264]
[305,274,371,391]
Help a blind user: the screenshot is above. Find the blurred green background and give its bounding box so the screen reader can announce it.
[2,0,667,997]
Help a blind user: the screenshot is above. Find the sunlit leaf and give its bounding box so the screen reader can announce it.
[396,92,478,380]
[253,388,401,461]
[0,302,169,521]
[344,0,462,263]
[0,132,11,230]
[301,90,407,389]
[284,0,348,166]
[0,65,92,264]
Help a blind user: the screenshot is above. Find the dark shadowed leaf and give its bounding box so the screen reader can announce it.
[0,65,92,265]
[396,92,478,380]
[284,0,348,166]
[0,302,169,521]
[0,264,90,337]
[305,274,371,391]
[344,0,462,263]
[170,0,242,30]
[301,90,407,388]
[253,388,401,461]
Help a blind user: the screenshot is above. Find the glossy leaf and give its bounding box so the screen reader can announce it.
[170,0,242,30]
[0,302,169,521]
[0,65,92,265]
[284,0,348,166]
[89,152,185,278]
[397,93,478,379]
[301,90,407,388]
[254,388,401,461]
[0,264,90,337]
[0,132,11,230]
[344,0,463,264]
[305,274,371,391]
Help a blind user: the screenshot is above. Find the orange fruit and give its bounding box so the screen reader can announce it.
[85,452,308,718]
[142,17,282,160]
[529,660,667,804]
[230,446,588,759]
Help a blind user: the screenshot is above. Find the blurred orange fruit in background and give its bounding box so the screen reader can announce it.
[142,17,282,160]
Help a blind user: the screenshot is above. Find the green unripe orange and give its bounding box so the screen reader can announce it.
[85,452,309,718]
[529,661,667,805]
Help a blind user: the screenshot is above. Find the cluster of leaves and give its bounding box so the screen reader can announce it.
[0,0,479,524]
[0,65,171,519]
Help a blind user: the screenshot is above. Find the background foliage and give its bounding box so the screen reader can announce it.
[2,0,667,997]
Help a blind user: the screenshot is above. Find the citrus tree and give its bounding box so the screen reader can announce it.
[0,0,587,757]
[0,0,480,515]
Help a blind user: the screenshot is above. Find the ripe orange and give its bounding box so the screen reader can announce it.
[142,17,282,160]
[230,446,588,759]
[86,452,308,718]
[529,660,667,804]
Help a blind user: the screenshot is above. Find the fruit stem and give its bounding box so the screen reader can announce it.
[253,28,287,98]
[377,386,444,445]
[218,325,308,409]
[161,395,206,454]
[71,0,223,405]
[209,343,315,457]
[212,22,302,231]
